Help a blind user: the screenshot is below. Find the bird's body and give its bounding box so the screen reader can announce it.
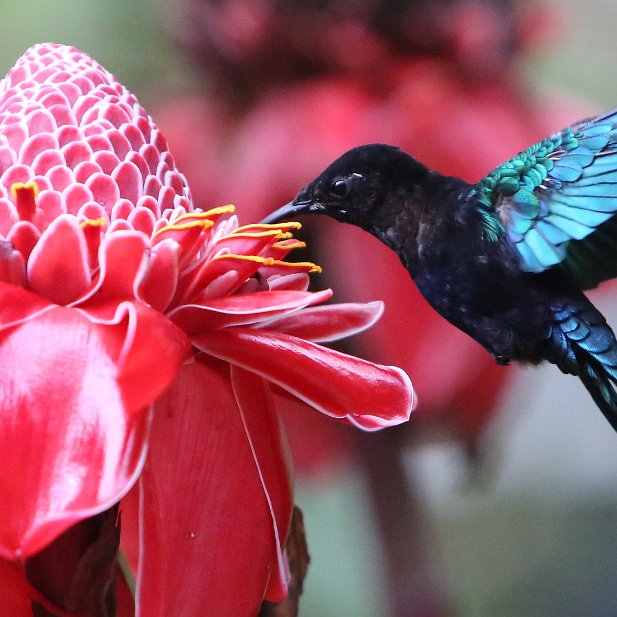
[262,110,617,431]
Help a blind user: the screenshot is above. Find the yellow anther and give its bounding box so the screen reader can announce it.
[271,260,322,273]
[11,181,39,199]
[225,230,287,240]
[234,222,302,233]
[202,204,236,217]
[11,181,39,222]
[153,219,214,239]
[173,205,236,225]
[211,254,276,266]
[80,217,107,229]
[272,239,306,250]
[212,253,321,273]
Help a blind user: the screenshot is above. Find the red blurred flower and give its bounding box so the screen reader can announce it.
[0,43,414,614]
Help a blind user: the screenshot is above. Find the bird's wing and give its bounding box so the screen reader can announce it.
[474,108,617,289]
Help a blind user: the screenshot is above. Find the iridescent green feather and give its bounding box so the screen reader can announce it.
[471,109,617,287]
[473,129,578,242]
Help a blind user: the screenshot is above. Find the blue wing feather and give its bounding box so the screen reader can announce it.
[473,108,617,286]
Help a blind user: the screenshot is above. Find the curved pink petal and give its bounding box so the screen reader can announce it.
[0,286,188,559]
[0,281,55,326]
[136,361,291,617]
[193,328,416,429]
[137,238,180,311]
[168,288,332,334]
[75,300,191,412]
[7,220,40,260]
[230,365,293,601]
[27,213,91,304]
[261,300,384,342]
[75,230,148,305]
[0,241,26,286]
[267,272,310,291]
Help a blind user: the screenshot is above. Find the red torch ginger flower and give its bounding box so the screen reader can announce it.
[0,43,414,615]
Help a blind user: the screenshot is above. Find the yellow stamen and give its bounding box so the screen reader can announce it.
[273,260,322,273]
[152,219,214,239]
[211,253,322,273]
[211,254,275,266]
[201,204,236,217]
[226,230,290,240]
[79,217,106,269]
[172,205,236,225]
[80,217,107,229]
[11,181,39,222]
[234,222,302,233]
[272,239,306,250]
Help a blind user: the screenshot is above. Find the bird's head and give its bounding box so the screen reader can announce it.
[262,144,430,230]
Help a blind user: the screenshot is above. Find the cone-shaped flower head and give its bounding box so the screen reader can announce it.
[0,43,415,614]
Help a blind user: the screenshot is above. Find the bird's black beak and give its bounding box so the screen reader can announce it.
[261,199,324,224]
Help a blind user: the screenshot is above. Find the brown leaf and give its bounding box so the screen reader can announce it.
[259,505,310,617]
[27,506,121,617]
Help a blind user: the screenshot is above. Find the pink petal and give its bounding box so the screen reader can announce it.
[76,300,191,413]
[25,109,56,134]
[127,205,156,236]
[1,162,33,192]
[135,361,289,617]
[106,128,132,160]
[31,147,64,175]
[262,300,384,342]
[176,253,265,301]
[76,230,148,305]
[27,214,91,305]
[62,182,93,214]
[46,164,73,191]
[137,238,179,312]
[168,288,332,334]
[0,305,144,559]
[19,132,57,166]
[230,366,293,601]
[61,140,92,169]
[0,281,53,325]
[113,160,142,204]
[193,328,416,430]
[267,272,310,291]
[0,146,16,177]
[0,242,26,286]
[7,220,40,261]
[36,189,64,224]
[92,149,120,175]
[0,286,189,558]
[86,171,120,208]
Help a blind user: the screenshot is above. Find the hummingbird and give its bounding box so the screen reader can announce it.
[262,109,617,431]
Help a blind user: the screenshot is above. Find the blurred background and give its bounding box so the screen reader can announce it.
[4,1,617,616]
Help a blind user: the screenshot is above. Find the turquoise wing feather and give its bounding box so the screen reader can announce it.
[473,109,617,288]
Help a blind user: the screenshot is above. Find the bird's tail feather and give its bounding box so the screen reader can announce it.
[577,356,617,431]
[547,297,617,431]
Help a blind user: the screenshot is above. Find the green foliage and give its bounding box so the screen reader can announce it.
[0,0,193,104]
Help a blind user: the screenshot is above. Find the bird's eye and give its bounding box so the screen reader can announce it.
[330,178,349,197]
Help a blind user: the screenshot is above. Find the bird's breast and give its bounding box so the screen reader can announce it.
[412,246,551,361]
